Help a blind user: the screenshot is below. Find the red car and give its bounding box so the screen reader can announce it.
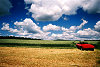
[76,42,95,51]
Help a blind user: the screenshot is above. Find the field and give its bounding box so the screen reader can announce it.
[0,39,100,67]
[0,39,99,49]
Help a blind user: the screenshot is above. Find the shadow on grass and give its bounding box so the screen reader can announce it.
[0,43,76,49]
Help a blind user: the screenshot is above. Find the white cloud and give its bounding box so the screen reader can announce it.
[21,31,52,40]
[30,2,62,21]
[0,0,12,16]
[77,28,100,38]
[1,18,100,40]
[1,23,23,34]
[24,0,82,21]
[77,19,88,29]
[32,32,51,40]
[61,27,74,33]
[69,26,77,31]
[41,19,88,39]
[24,0,100,21]
[82,0,100,13]
[94,21,100,32]
[17,31,32,36]
[1,18,43,36]
[1,23,10,30]
[61,27,68,31]
[51,27,100,40]
[69,19,88,31]
[51,32,77,40]
[1,18,52,40]
[14,18,42,34]
[43,24,61,31]
[51,33,63,40]
[9,28,19,33]
[63,17,68,21]
[43,19,87,32]
[50,19,99,40]
[24,0,35,4]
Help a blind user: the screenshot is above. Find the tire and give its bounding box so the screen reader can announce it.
[80,47,84,51]
[91,48,94,51]
[86,49,88,51]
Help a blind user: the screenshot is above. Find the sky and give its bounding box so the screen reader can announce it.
[0,0,100,40]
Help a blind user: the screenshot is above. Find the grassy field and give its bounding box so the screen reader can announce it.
[0,39,100,49]
[0,39,100,67]
[0,39,77,49]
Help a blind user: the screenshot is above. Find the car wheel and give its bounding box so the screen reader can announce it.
[80,47,84,51]
[91,48,94,51]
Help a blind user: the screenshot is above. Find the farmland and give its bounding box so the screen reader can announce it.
[0,39,100,67]
[0,39,99,49]
[0,39,77,49]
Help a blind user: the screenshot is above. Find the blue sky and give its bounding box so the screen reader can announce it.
[0,0,100,40]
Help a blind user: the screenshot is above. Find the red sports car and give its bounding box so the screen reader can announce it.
[76,42,95,51]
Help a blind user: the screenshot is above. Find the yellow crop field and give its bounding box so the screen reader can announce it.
[0,47,100,67]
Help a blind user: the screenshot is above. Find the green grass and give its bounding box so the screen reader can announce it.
[0,39,74,44]
[0,39,76,49]
[0,39,100,49]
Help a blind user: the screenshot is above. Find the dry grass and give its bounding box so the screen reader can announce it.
[0,47,99,67]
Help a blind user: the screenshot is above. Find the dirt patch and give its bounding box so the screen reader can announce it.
[0,47,99,67]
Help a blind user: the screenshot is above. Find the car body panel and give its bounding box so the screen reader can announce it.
[76,42,95,50]
[76,44,94,48]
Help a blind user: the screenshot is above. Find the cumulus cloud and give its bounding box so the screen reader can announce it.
[77,19,88,29]
[82,0,100,13]
[44,20,88,40]
[1,23,21,34]
[0,0,12,16]
[24,0,82,21]
[51,32,77,40]
[43,19,87,32]
[30,2,62,21]
[1,23,10,30]
[1,18,52,40]
[32,32,51,40]
[77,28,100,38]
[1,18,100,40]
[17,31,51,40]
[51,33,63,40]
[9,28,19,33]
[14,18,42,34]
[50,19,99,40]
[1,18,43,36]
[43,24,61,31]
[69,26,77,31]
[51,27,100,40]
[70,19,88,31]
[94,21,100,32]
[61,27,74,33]
[24,0,100,21]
